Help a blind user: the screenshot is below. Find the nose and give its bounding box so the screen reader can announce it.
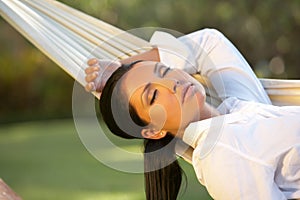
[155,79,179,93]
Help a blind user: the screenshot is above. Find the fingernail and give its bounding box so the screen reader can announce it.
[87,58,98,66]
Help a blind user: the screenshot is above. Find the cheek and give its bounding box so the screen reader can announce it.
[158,96,183,128]
[148,105,168,129]
[139,94,184,129]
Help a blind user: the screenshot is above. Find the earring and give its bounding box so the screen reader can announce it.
[160,132,163,136]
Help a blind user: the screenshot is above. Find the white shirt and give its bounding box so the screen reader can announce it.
[185,97,300,200]
[151,29,300,199]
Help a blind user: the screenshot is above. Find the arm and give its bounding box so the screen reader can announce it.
[155,29,272,104]
[183,29,271,104]
[120,47,160,64]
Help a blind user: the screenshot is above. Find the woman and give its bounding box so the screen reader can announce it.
[85,29,300,200]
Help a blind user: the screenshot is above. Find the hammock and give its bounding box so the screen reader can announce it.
[1,0,300,164]
[1,0,300,105]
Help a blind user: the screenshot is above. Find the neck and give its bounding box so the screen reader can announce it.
[171,103,220,139]
[199,102,220,120]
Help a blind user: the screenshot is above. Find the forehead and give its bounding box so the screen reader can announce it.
[120,61,160,96]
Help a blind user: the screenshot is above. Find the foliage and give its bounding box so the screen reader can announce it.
[0,20,74,123]
[0,0,299,122]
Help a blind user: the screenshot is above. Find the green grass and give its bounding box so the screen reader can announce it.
[0,119,212,200]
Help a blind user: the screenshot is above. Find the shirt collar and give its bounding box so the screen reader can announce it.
[183,113,244,149]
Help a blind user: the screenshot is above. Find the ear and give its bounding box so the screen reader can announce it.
[141,128,167,140]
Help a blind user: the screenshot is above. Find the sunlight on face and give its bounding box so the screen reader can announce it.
[121,61,206,135]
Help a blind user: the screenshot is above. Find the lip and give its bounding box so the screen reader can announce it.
[182,83,194,103]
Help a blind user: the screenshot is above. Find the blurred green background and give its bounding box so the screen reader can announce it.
[0,0,299,199]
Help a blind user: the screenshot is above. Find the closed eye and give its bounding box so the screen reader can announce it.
[155,63,171,78]
[162,67,170,77]
[150,89,157,105]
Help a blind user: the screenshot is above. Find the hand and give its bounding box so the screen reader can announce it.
[84,58,121,92]
[84,58,100,92]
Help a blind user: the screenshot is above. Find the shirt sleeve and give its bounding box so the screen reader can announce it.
[193,143,287,200]
[154,28,272,104]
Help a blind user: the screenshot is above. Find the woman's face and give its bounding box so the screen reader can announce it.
[120,61,206,136]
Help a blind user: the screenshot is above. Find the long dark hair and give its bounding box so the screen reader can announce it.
[100,62,184,200]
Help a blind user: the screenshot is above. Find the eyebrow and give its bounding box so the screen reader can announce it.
[141,82,151,107]
[162,67,170,76]
[154,63,170,77]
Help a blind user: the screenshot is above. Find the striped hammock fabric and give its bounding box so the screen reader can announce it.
[1,0,299,105]
[0,0,152,98]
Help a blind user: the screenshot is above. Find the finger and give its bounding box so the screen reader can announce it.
[85,82,95,92]
[85,72,99,82]
[87,58,98,66]
[85,65,100,74]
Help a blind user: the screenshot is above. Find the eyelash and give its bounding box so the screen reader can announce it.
[150,89,157,105]
[161,67,170,77]
[148,66,169,105]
